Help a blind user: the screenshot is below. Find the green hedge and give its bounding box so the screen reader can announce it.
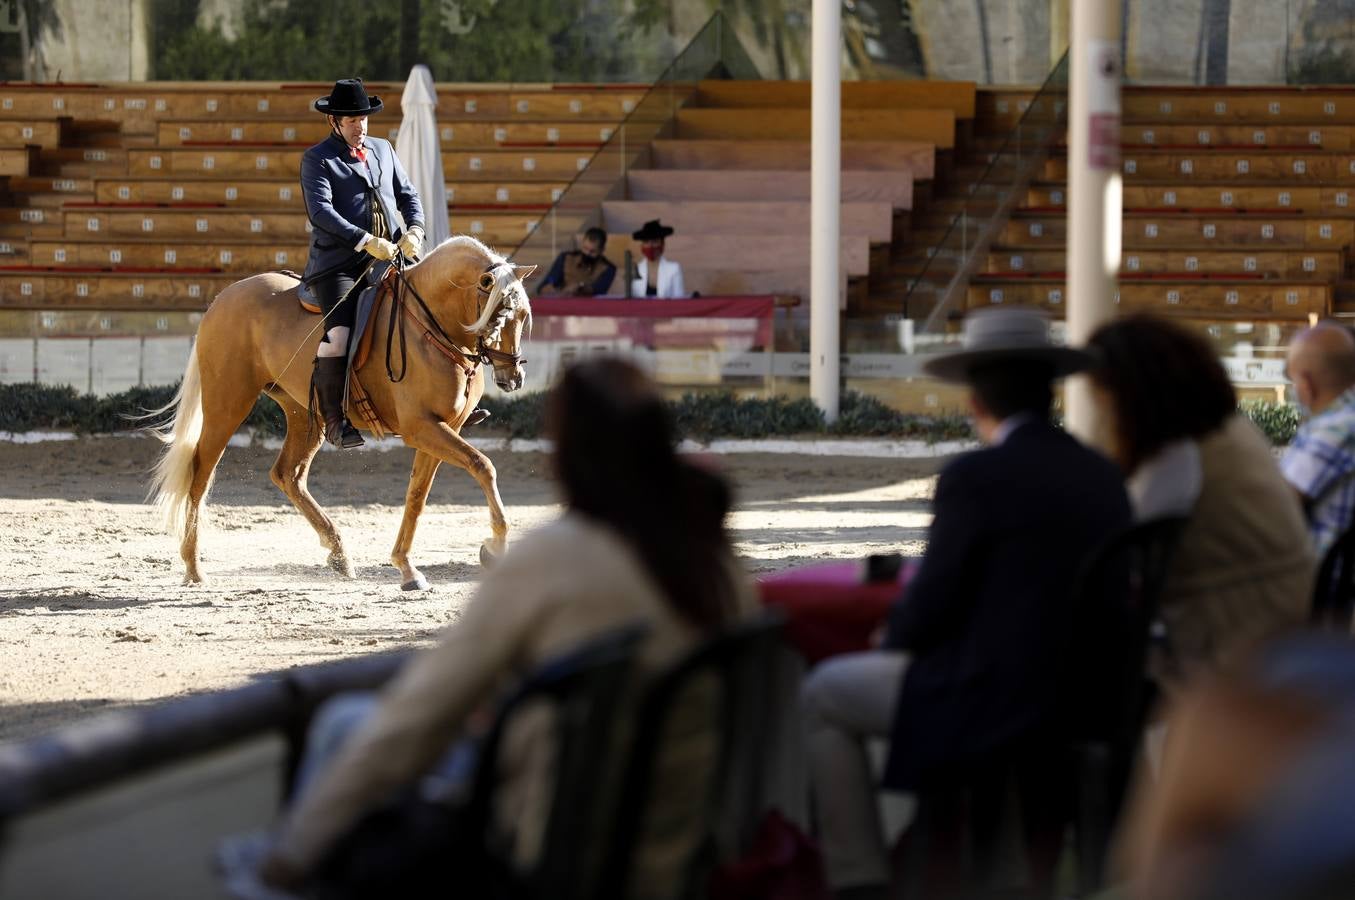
[0,383,1303,447]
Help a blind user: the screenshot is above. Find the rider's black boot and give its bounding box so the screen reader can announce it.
[312,356,365,449]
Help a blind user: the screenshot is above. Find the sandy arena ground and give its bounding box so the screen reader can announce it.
[0,436,945,744]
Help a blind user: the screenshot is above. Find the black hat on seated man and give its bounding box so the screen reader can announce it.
[631,219,674,241]
[922,307,1096,383]
[314,78,384,116]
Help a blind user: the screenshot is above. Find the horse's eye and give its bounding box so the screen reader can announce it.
[479,273,495,291]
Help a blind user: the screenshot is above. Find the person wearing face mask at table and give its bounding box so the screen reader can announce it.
[629,219,687,299]
[538,226,616,297]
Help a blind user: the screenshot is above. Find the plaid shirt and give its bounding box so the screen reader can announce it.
[1281,387,1355,560]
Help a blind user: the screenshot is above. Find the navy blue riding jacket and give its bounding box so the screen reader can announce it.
[299,132,424,284]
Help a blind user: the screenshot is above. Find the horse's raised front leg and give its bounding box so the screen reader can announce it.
[403,419,509,568]
[390,450,441,590]
[268,391,355,578]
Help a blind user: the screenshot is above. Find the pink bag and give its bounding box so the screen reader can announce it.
[708,810,832,900]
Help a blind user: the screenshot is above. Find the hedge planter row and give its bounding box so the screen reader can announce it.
[0,383,1301,447]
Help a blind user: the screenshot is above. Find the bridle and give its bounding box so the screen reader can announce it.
[384,255,527,386]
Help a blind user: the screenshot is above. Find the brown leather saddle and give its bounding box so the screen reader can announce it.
[280,268,396,436]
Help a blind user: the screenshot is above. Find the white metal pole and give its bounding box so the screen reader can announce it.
[810,0,842,422]
[1065,0,1122,440]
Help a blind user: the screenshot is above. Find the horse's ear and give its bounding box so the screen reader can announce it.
[513,264,537,280]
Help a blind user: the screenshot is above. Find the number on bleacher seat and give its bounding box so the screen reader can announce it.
[1047,289,1062,305]
[1311,131,1323,145]
[1340,192,1350,208]
[1294,160,1307,174]
[1279,191,1291,206]
[1221,191,1234,205]
[1253,131,1266,144]
[117,186,131,200]
[1166,290,1180,305]
[1181,160,1194,174]
[1186,256,1199,271]
[1225,290,1239,305]
[53,249,66,262]
[1305,257,1317,272]
[1321,224,1334,239]
[1126,256,1140,270]
[990,289,1004,304]
[225,187,238,201]
[196,219,208,233]
[1145,223,1158,238]
[165,250,177,263]
[1261,224,1275,239]
[1269,102,1281,114]
[1287,291,1300,305]
[1203,224,1216,238]
[1245,256,1258,271]
[1214,101,1226,114]
[172,186,184,200]
[1164,191,1177,205]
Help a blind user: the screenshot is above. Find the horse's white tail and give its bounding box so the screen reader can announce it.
[146,344,205,540]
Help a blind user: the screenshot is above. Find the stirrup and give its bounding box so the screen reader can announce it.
[326,418,365,449]
[464,408,491,427]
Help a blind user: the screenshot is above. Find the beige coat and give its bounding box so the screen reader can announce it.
[1156,415,1314,683]
[273,513,754,883]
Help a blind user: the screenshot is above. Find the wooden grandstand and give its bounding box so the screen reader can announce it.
[1,79,1352,347]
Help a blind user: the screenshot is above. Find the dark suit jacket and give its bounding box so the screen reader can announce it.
[882,420,1132,790]
[300,134,424,285]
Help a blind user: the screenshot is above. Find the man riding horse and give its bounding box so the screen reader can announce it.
[302,77,487,448]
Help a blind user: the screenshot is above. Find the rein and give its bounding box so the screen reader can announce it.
[382,257,526,389]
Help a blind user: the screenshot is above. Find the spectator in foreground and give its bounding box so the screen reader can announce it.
[260,357,753,893]
[1087,315,1313,685]
[1281,321,1355,560]
[1118,634,1355,900]
[801,308,1130,899]
[538,226,616,297]
[629,219,687,298]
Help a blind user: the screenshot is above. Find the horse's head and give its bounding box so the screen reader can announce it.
[412,236,535,392]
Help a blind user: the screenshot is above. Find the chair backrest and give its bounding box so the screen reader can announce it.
[1312,523,1355,630]
[464,624,648,900]
[599,610,786,900]
[1072,515,1188,748]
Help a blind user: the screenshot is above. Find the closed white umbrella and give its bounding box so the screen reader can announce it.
[396,64,450,250]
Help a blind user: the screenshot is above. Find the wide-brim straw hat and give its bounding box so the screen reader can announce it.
[922,307,1096,383]
[314,78,384,116]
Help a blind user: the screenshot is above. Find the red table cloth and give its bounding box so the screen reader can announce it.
[757,559,918,664]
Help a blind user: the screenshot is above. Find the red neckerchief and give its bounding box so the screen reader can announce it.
[350,143,367,163]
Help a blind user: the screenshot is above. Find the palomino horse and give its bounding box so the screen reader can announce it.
[148,235,534,588]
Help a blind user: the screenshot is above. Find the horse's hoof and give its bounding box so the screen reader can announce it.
[401,573,430,591]
[182,573,204,586]
[479,541,503,567]
[327,552,356,579]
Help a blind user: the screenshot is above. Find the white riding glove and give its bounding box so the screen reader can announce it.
[365,237,399,261]
[397,227,423,260]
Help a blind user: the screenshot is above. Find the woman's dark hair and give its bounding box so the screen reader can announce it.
[546,358,737,631]
[1087,315,1236,474]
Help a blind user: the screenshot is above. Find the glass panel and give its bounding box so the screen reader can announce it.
[510,12,759,281]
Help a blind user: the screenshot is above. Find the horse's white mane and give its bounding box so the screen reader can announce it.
[414,234,531,337]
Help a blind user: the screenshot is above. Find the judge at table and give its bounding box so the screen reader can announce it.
[799,308,1132,898]
[629,219,687,298]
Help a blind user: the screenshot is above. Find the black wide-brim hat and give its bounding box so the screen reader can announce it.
[632,219,674,241]
[314,78,383,116]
